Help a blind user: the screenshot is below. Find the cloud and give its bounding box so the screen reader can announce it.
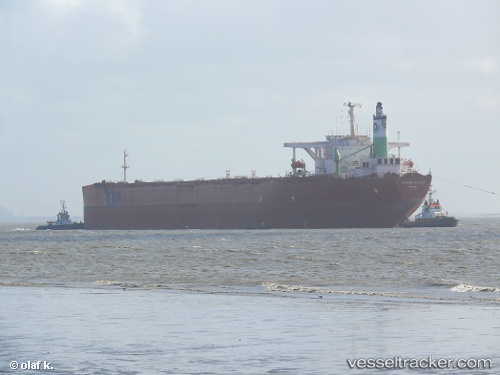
[472,58,498,75]
[42,0,83,13]
[3,0,144,60]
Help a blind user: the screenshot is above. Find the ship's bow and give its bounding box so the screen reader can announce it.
[395,173,432,225]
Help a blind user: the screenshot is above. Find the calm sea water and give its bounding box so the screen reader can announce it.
[1,218,499,374]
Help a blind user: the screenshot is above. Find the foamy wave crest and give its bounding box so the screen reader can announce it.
[450,283,500,293]
[262,282,406,298]
[94,279,122,286]
[94,280,161,289]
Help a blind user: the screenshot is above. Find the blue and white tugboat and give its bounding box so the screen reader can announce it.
[36,200,84,230]
[403,189,458,228]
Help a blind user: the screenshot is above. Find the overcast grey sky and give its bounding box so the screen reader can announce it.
[1,0,499,218]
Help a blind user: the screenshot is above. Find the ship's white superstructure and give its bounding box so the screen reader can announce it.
[284,102,413,178]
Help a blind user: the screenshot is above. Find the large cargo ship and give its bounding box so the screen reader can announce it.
[82,102,431,229]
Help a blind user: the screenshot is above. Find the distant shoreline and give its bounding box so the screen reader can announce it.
[0,216,84,225]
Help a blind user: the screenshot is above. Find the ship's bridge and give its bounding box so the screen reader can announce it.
[284,102,412,178]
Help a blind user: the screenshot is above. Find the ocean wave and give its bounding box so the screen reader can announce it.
[450,283,500,293]
[263,282,500,304]
[0,281,77,289]
[262,282,408,299]
[424,278,461,288]
[0,281,46,287]
[94,279,162,289]
[94,279,122,286]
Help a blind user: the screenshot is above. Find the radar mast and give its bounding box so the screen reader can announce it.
[343,101,362,138]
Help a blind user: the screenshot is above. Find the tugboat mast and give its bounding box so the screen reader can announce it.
[122,149,129,183]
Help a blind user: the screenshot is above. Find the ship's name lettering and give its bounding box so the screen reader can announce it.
[401,181,425,185]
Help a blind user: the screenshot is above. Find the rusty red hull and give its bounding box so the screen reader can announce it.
[82,173,432,229]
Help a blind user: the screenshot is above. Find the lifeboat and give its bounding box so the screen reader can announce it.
[291,160,305,169]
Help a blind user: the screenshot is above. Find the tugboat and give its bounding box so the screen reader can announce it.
[36,201,84,230]
[403,189,458,228]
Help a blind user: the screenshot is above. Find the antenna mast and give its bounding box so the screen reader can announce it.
[343,101,362,137]
[397,130,401,158]
[122,149,129,183]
